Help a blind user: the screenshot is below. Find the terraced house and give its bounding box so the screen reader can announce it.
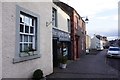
[54,1,87,60]
[1,0,53,78]
[0,0,87,79]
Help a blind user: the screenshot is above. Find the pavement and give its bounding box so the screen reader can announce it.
[46,50,120,79]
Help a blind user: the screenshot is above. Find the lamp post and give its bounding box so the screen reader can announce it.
[81,16,89,23]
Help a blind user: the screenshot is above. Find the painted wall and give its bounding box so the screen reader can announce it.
[52,3,70,32]
[118,1,120,39]
[91,36,103,50]
[86,35,91,49]
[57,8,70,32]
[2,2,53,78]
[91,37,97,49]
[1,0,52,2]
[0,1,2,79]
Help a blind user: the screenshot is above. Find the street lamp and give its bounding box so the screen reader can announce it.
[81,16,89,23]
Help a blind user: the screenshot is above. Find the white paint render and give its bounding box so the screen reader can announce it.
[1,0,70,78]
[0,1,2,80]
[91,35,103,50]
[2,1,53,78]
[52,3,70,32]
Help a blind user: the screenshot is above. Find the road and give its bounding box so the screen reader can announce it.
[47,49,120,79]
[106,51,120,78]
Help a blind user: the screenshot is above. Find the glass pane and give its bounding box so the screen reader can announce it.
[30,18,32,26]
[29,44,33,50]
[30,27,34,34]
[25,25,29,33]
[20,34,22,42]
[32,19,34,26]
[20,44,22,52]
[24,35,28,42]
[25,16,30,25]
[24,43,28,51]
[20,24,24,32]
[29,36,33,42]
[20,14,24,23]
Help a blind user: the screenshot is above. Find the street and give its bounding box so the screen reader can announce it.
[106,55,120,71]
[47,49,120,79]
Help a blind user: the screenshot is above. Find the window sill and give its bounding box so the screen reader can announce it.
[13,54,41,64]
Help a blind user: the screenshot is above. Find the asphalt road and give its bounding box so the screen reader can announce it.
[105,50,120,78]
[106,55,120,71]
[47,49,120,79]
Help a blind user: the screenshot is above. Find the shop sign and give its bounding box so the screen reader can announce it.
[52,28,70,41]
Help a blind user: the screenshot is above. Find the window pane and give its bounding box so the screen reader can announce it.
[20,44,22,52]
[20,34,22,42]
[20,24,24,32]
[32,19,34,26]
[19,13,37,53]
[24,43,28,51]
[24,35,28,42]
[25,16,30,25]
[52,8,57,27]
[25,25,29,33]
[20,14,24,23]
[30,27,34,34]
[30,18,32,26]
[29,44,33,50]
[29,36,33,42]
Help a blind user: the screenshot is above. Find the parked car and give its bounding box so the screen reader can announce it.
[106,46,120,58]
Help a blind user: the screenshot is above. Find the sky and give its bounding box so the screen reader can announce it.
[60,0,119,41]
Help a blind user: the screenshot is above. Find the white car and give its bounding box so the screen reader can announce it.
[106,46,120,58]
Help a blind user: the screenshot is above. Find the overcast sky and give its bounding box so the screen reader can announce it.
[60,0,119,40]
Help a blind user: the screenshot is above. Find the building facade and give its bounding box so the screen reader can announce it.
[1,0,87,78]
[91,35,104,50]
[1,1,53,78]
[86,35,91,50]
[52,2,71,67]
[0,1,2,79]
[53,1,86,60]
[70,10,86,60]
[102,36,108,49]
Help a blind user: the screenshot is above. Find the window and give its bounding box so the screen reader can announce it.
[20,12,37,53]
[82,39,84,50]
[67,19,71,32]
[13,5,40,63]
[52,8,57,27]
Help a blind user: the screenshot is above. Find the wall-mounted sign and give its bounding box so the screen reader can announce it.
[52,28,70,41]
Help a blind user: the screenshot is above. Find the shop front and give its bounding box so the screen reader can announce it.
[52,28,71,67]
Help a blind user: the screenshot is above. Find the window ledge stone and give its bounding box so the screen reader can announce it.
[13,54,41,64]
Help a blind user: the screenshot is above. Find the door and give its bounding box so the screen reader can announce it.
[53,39,58,67]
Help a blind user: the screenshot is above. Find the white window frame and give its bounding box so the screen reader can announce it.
[20,13,36,53]
[13,5,40,63]
[52,8,57,27]
[67,19,71,33]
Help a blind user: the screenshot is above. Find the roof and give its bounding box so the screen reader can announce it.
[53,0,73,16]
[53,0,83,21]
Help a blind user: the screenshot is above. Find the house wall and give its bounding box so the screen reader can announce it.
[1,0,52,2]
[100,40,103,50]
[2,2,53,78]
[118,1,120,36]
[86,35,91,49]
[71,10,86,60]
[0,1,2,79]
[52,3,70,32]
[91,37,99,49]
[57,8,70,32]
[91,36,103,50]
